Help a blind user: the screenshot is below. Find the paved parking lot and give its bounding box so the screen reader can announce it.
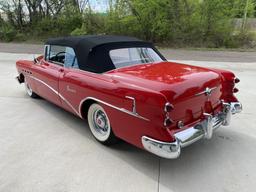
[0,52,256,192]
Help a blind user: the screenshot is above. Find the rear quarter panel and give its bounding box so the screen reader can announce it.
[60,70,173,148]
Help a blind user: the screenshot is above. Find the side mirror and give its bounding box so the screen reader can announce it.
[33,55,39,64]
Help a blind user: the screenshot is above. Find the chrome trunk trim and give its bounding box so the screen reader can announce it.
[195,86,217,96]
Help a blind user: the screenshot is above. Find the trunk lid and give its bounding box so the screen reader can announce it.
[106,61,223,123]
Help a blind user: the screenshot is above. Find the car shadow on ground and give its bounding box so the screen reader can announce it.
[30,97,255,192]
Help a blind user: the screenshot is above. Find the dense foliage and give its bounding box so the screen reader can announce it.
[0,0,255,48]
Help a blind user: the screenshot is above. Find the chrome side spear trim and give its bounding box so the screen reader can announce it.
[79,97,150,121]
[27,75,150,121]
[27,75,80,117]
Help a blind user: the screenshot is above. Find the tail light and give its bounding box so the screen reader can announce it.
[164,118,174,127]
[233,77,240,93]
[234,78,240,84]
[220,73,240,102]
[233,87,239,93]
[163,102,174,128]
[164,102,174,112]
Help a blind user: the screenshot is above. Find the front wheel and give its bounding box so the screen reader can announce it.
[87,103,118,145]
[24,77,39,98]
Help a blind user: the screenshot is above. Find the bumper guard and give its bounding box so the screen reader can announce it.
[142,102,242,159]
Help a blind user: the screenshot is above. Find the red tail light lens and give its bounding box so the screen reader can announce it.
[164,118,173,127]
[233,87,239,93]
[163,102,174,128]
[234,78,240,84]
[164,102,174,112]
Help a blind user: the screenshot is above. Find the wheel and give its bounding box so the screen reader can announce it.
[24,77,39,98]
[87,103,118,145]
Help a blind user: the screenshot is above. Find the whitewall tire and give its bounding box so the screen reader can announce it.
[87,103,118,145]
[24,77,39,98]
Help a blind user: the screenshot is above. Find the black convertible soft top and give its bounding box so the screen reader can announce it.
[45,35,166,73]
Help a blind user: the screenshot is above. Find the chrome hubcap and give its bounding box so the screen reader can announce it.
[96,116,106,128]
[93,109,109,135]
[88,103,111,142]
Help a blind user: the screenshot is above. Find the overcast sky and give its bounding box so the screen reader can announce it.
[89,0,109,12]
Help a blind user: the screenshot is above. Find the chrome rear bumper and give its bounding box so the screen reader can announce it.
[142,102,242,159]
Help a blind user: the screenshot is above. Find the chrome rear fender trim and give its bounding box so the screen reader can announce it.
[79,97,150,121]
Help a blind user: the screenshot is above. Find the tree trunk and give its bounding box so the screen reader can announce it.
[242,0,249,31]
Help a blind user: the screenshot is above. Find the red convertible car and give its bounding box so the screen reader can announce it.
[16,35,242,159]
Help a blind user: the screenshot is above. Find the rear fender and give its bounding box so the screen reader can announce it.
[209,68,238,102]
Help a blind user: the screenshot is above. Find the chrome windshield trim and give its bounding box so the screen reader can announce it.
[79,97,150,122]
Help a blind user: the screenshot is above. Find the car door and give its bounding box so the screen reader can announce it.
[58,47,82,116]
[32,45,65,107]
